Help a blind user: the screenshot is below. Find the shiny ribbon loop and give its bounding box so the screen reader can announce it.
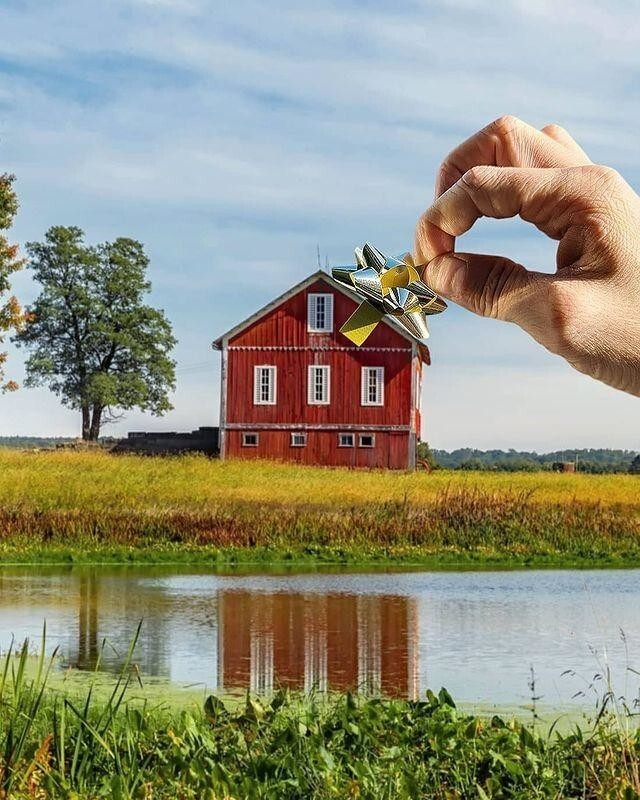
[332,243,447,346]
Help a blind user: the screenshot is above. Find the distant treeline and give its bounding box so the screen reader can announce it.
[1,438,639,473]
[422,446,640,473]
[0,436,77,449]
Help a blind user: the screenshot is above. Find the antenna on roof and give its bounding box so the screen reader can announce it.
[316,244,321,270]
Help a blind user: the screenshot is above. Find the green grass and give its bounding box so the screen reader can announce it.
[2,634,640,798]
[0,450,638,568]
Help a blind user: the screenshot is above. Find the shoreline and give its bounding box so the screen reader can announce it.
[1,545,640,570]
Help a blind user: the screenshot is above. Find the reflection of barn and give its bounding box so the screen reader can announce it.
[217,591,419,698]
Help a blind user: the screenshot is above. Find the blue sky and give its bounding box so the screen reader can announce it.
[0,0,638,450]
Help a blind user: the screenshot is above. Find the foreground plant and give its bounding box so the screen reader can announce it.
[1,633,640,799]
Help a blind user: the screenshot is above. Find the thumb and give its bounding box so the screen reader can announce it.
[424,252,543,324]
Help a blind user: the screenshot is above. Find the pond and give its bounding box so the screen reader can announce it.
[1,565,639,710]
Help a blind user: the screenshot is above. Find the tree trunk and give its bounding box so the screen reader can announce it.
[88,404,102,441]
[81,405,91,440]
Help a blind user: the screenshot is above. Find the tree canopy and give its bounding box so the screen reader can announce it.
[15,226,176,440]
[418,444,639,474]
[0,173,25,392]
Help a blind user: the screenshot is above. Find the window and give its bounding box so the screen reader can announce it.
[253,365,276,405]
[307,293,334,332]
[290,432,307,447]
[338,433,354,447]
[242,432,259,447]
[307,365,330,405]
[359,434,375,448]
[361,367,384,406]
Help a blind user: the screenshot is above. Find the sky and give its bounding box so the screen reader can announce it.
[0,0,638,451]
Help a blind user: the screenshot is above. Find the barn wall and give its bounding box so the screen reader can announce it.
[225,429,410,470]
[225,348,412,427]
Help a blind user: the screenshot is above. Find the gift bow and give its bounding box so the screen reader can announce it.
[332,243,447,346]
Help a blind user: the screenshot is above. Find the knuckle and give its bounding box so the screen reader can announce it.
[570,166,629,244]
[586,210,615,246]
[543,123,567,139]
[437,160,463,192]
[415,210,438,239]
[584,164,621,191]
[414,212,451,260]
[415,211,429,235]
[461,165,495,192]
[479,258,520,319]
[490,115,523,138]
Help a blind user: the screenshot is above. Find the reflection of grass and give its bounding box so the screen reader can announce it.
[0,450,638,567]
[3,633,640,798]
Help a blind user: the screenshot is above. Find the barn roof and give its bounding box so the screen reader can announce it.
[211,269,431,361]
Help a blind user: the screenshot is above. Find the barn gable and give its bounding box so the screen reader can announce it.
[212,270,429,357]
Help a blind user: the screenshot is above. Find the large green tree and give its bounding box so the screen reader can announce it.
[0,173,25,392]
[15,226,176,440]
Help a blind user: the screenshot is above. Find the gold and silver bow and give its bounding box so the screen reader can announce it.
[332,243,447,346]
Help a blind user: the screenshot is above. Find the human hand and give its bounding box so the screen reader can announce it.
[415,116,640,397]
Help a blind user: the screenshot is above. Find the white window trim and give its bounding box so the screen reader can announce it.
[307,365,331,405]
[338,433,355,448]
[290,432,307,447]
[358,434,375,448]
[307,293,334,333]
[253,365,277,405]
[361,366,384,406]
[242,432,259,447]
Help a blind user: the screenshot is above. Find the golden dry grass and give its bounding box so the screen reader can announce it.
[0,450,637,565]
[1,449,638,512]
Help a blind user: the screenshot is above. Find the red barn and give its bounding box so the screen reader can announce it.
[212,270,429,469]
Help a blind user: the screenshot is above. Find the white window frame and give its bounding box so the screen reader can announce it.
[242,432,259,447]
[358,433,375,448]
[338,433,355,448]
[290,432,307,447]
[307,365,330,405]
[307,293,334,333]
[361,366,384,406]
[253,365,277,405]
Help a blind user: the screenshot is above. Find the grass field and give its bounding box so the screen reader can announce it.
[0,450,638,566]
[4,449,639,508]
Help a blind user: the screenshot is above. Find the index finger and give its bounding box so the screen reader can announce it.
[416,165,582,265]
[435,116,589,197]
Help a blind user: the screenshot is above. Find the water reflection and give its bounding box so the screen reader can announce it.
[77,573,98,669]
[218,592,418,697]
[1,566,640,707]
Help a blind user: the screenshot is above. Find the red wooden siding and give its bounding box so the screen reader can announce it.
[218,273,424,470]
[218,591,418,698]
[231,279,410,350]
[226,349,412,426]
[225,430,411,469]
